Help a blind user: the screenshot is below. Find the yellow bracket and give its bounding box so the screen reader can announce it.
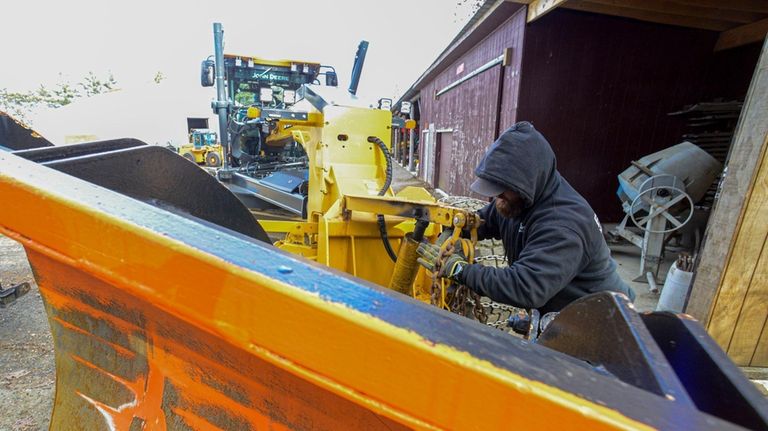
[259,220,318,235]
[342,194,482,231]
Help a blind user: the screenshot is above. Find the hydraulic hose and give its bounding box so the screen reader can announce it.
[388,218,430,294]
[369,136,393,196]
[368,136,398,262]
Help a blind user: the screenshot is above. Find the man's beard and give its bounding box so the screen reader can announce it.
[495,197,524,219]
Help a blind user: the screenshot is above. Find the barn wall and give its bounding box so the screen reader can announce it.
[516,9,721,221]
[703,41,764,101]
[418,7,526,197]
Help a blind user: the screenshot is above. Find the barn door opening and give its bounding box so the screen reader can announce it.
[435,131,453,192]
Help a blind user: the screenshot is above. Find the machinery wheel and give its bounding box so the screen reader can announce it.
[182,152,197,164]
[206,151,222,167]
[629,175,694,234]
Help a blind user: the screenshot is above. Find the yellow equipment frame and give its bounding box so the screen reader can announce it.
[255,87,481,295]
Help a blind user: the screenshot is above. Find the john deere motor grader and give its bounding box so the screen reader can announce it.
[1,22,767,429]
[197,23,437,295]
[199,22,343,216]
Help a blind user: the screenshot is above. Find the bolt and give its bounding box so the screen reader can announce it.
[277,265,293,274]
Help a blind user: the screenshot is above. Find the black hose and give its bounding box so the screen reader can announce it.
[368,136,398,262]
[412,218,429,242]
[368,136,393,196]
[377,214,398,262]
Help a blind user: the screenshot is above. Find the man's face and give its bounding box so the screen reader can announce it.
[495,190,525,219]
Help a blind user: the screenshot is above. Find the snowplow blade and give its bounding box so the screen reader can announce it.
[0,147,760,430]
[0,110,54,150]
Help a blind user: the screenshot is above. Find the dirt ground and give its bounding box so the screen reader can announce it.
[0,236,54,431]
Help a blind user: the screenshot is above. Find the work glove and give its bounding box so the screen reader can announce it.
[416,239,468,281]
[435,228,454,246]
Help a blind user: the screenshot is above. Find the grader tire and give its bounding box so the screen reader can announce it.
[206,151,222,167]
[182,152,197,164]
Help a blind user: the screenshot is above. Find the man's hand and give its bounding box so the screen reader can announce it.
[416,240,468,281]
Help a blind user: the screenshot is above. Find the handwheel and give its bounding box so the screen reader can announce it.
[629,175,694,234]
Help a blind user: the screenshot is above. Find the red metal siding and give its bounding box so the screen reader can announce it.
[419,7,527,197]
[497,15,526,137]
[516,9,721,221]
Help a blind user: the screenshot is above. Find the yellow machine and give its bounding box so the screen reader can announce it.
[202,26,465,310]
[252,85,475,310]
[178,129,224,167]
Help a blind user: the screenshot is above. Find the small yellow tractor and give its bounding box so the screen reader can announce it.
[178,128,224,167]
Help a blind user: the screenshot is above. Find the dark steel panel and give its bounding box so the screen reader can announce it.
[642,312,768,430]
[538,292,695,405]
[0,111,54,150]
[15,140,270,242]
[228,171,305,215]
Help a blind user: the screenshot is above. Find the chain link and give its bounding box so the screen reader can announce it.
[429,237,488,323]
[429,196,515,327]
[486,319,511,329]
[436,196,489,212]
[474,254,508,264]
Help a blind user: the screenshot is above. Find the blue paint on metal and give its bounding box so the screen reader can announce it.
[277,265,293,274]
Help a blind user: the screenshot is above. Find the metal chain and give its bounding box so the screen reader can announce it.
[436,196,488,212]
[486,319,511,329]
[474,254,508,264]
[428,237,488,323]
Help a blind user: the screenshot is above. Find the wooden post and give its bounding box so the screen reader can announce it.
[686,39,768,365]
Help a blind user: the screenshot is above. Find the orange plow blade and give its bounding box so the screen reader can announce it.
[0,147,752,430]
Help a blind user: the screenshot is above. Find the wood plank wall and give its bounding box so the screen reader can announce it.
[516,9,723,221]
[689,39,768,366]
[708,134,768,366]
[416,8,758,219]
[418,7,527,197]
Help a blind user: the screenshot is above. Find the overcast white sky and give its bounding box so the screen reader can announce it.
[2,1,476,101]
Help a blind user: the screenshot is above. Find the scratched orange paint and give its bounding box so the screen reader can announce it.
[0,151,650,430]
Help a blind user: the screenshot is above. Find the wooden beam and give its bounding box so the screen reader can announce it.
[671,0,768,15]
[686,39,768,328]
[585,0,762,24]
[715,17,768,51]
[563,0,738,30]
[527,0,569,22]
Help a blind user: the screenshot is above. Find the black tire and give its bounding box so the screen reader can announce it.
[182,152,197,164]
[206,151,222,167]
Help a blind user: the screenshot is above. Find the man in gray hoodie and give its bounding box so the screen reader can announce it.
[418,122,634,314]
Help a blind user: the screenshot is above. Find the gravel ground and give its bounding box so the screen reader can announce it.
[0,236,54,431]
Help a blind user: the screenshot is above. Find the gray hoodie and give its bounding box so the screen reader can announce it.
[460,122,634,313]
